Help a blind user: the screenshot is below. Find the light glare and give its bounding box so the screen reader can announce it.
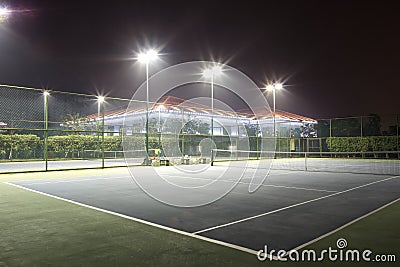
[203,68,213,78]
[203,64,223,78]
[97,96,105,103]
[0,7,11,21]
[266,85,274,91]
[137,49,159,64]
[147,49,158,61]
[43,91,50,96]
[0,7,10,16]
[275,83,283,90]
[211,65,222,76]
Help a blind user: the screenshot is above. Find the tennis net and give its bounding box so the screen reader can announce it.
[211,149,400,175]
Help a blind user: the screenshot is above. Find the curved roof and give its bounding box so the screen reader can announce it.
[85,95,317,123]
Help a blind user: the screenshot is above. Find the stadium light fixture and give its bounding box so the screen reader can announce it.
[266,84,274,91]
[137,49,159,64]
[0,7,10,20]
[137,48,160,165]
[97,96,105,103]
[203,64,223,146]
[274,83,283,90]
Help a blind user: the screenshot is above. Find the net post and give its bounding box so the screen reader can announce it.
[211,149,214,166]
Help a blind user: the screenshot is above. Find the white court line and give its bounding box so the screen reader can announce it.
[18,172,336,193]
[3,182,267,258]
[287,197,400,253]
[19,175,130,186]
[162,174,338,193]
[193,175,400,235]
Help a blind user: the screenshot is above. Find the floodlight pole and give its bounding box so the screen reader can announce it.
[97,100,101,156]
[211,73,214,145]
[273,87,276,139]
[145,61,150,165]
[137,49,159,165]
[181,107,185,158]
[44,93,49,171]
[263,83,282,156]
[101,100,105,168]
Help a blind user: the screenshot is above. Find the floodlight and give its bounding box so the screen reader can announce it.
[43,91,50,96]
[203,68,213,78]
[146,49,158,61]
[266,85,274,91]
[0,7,10,17]
[274,83,283,90]
[97,96,105,103]
[203,65,222,78]
[137,49,159,64]
[211,65,222,76]
[137,52,148,63]
[157,104,165,110]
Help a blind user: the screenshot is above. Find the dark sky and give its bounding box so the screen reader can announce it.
[0,0,399,119]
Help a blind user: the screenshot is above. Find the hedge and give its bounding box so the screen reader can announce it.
[326,136,399,152]
[1,134,399,160]
[0,134,41,160]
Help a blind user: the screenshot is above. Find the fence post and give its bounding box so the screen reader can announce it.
[397,114,399,159]
[329,119,332,152]
[236,117,239,160]
[305,151,308,171]
[319,137,322,155]
[256,120,259,159]
[360,116,363,137]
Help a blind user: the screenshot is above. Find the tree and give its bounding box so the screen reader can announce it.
[61,113,95,132]
[362,114,381,136]
[183,120,210,134]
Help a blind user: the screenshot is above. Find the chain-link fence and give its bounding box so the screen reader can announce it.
[0,85,131,172]
[314,115,399,154]
[1,85,398,173]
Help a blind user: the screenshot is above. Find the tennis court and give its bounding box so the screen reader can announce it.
[6,155,400,255]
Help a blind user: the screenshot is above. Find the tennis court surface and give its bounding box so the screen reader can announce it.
[6,162,400,255]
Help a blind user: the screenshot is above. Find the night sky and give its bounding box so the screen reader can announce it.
[0,0,399,119]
